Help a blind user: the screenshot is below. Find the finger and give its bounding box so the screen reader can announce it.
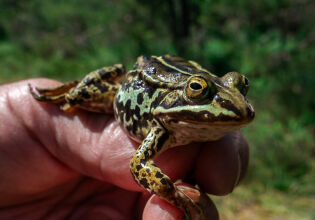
[143,184,219,220]
[0,80,132,188]
[0,80,81,205]
[143,195,182,220]
[194,131,249,195]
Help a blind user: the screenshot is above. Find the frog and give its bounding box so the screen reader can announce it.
[29,54,255,220]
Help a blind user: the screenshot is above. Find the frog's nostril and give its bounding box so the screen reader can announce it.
[247,104,255,119]
[250,110,255,118]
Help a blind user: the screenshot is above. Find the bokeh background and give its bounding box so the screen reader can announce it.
[0,0,314,219]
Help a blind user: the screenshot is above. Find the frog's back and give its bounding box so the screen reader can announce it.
[113,56,161,141]
[134,55,213,85]
[114,55,206,142]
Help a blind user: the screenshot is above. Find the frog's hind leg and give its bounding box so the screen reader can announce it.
[29,64,125,113]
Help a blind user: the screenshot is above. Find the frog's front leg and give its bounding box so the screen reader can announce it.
[29,64,125,113]
[130,122,205,220]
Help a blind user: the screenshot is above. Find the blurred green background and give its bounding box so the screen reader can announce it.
[0,0,314,219]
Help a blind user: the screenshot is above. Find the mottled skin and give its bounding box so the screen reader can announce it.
[29,55,255,220]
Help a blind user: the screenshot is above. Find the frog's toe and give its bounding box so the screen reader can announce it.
[177,184,218,220]
[28,83,67,104]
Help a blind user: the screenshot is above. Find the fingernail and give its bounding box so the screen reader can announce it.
[234,152,242,187]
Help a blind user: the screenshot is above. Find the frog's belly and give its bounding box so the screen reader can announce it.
[165,121,245,146]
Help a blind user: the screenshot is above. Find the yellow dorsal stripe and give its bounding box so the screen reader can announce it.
[154,56,192,76]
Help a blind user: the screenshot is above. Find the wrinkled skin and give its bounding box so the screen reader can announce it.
[0,79,249,220]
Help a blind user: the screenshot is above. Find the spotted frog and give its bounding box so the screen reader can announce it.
[29,55,255,219]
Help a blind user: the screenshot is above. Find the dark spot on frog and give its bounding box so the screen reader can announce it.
[97,69,106,76]
[136,165,142,171]
[148,147,155,156]
[119,111,124,124]
[67,96,82,106]
[160,178,168,185]
[78,88,91,99]
[154,128,162,135]
[142,112,153,122]
[129,70,138,77]
[132,122,138,135]
[82,77,94,85]
[155,171,163,178]
[145,87,155,99]
[216,96,241,116]
[116,94,121,101]
[140,178,149,189]
[115,65,124,76]
[137,93,144,104]
[134,105,141,118]
[124,100,131,121]
[150,92,162,109]
[94,82,108,93]
[156,132,169,152]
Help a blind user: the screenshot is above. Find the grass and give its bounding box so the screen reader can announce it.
[213,185,315,220]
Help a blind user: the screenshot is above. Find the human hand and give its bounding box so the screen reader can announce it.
[0,79,249,219]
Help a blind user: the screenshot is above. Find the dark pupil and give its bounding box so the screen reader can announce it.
[244,77,249,86]
[190,82,202,90]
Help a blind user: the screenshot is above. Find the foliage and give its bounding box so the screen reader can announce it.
[0,0,314,199]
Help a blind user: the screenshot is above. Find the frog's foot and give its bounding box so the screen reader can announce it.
[28,81,78,105]
[176,184,217,220]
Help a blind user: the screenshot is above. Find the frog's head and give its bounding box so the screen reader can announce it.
[153,71,255,140]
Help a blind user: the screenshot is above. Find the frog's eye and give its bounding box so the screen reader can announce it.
[221,72,249,96]
[239,75,249,96]
[185,77,209,100]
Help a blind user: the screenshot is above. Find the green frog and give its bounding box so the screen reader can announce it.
[29,55,255,220]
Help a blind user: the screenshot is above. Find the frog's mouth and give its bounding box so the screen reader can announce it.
[159,114,252,128]
[155,102,255,127]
